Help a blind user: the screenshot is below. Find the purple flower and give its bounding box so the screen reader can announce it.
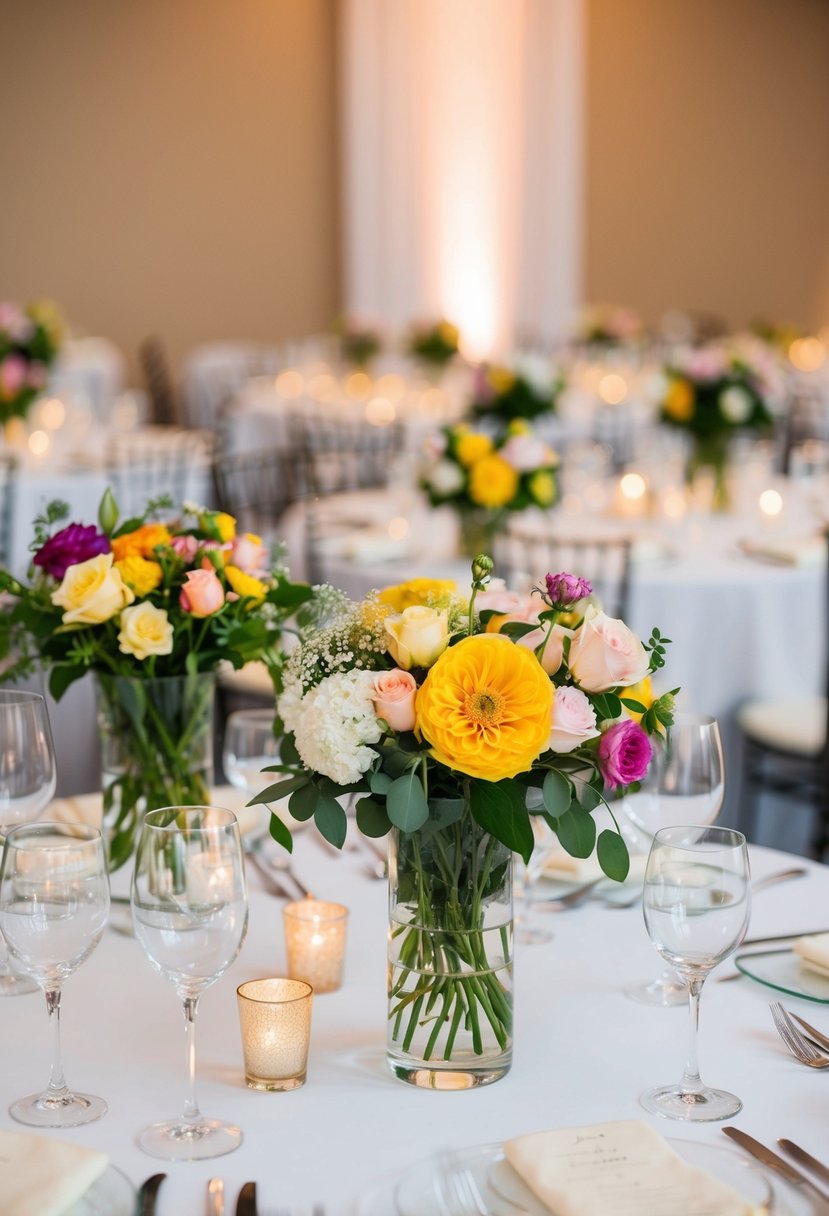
[544,571,592,607]
[598,719,653,790]
[33,524,111,580]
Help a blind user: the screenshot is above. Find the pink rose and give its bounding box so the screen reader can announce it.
[499,432,550,472]
[549,686,600,753]
[476,589,535,618]
[598,719,652,789]
[545,571,592,607]
[516,622,572,675]
[232,532,268,574]
[371,668,417,732]
[568,605,649,692]
[171,535,199,563]
[179,568,225,617]
[0,354,27,398]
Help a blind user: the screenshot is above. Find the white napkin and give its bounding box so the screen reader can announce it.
[739,535,826,566]
[0,1129,108,1216]
[505,1120,760,1216]
[542,849,647,885]
[793,932,829,978]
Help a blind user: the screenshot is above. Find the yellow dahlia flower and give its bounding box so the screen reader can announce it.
[379,577,457,613]
[415,634,553,781]
[528,470,556,507]
[456,431,494,467]
[115,555,163,597]
[663,378,695,422]
[225,564,267,602]
[468,454,519,509]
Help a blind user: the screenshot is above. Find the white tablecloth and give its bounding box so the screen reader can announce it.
[1,839,827,1214]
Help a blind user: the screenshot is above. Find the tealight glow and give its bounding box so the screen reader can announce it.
[28,430,50,456]
[39,397,66,430]
[620,472,647,500]
[387,516,410,541]
[598,373,628,404]
[365,396,396,426]
[345,371,372,400]
[275,370,304,398]
[759,489,783,517]
[789,337,826,372]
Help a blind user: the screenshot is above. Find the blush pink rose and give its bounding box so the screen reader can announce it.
[371,668,417,731]
[179,568,225,617]
[549,686,601,753]
[517,622,572,675]
[476,589,535,618]
[499,432,551,472]
[232,533,268,574]
[0,354,27,398]
[171,535,199,563]
[568,605,649,692]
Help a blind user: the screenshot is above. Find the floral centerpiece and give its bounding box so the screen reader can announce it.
[471,353,565,428]
[573,303,644,348]
[332,313,384,369]
[420,421,560,556]
[254,562,675,1086]
[407,318,461,367]
[0,491,311,869]
[659,337,782,506]
[0,300,65,427]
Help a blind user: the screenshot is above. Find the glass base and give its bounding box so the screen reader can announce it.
[0,971,39,997]
[138,1116,243,1161]
[624,976,687,1007]
[640,1083,742,1122]
[387,1059,510,1090]
[245,1073,305,1092]
[10,1090,107,1127]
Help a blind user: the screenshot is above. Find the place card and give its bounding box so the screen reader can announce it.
[505,1120,760,1216]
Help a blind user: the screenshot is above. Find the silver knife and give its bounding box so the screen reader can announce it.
[778,1139,829,1190]
[138,1173,167,1216]
[235,1180,258,1216]
[790,1011,829,1053]
[722,1127,829,1212]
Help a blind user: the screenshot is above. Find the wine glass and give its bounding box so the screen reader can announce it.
[515,816,559,946]
[222,708,280,799]
[622,713,724,1006]
[0,823,109,1125]
[131,805,248,1160]
[0,691,58,996]
[640,825,750,1121]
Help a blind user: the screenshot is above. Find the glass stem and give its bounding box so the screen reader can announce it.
[680,976,705,1095]
[0,935,12,978]
[181,995,201,1124]
[45,987,70,1100]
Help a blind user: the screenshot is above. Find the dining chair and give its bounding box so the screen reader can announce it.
[737,529,829,855]
[212,445,298,540]
[105,427,215,515]
[780,381,829,474]
[0,454,17,569]
[138,335,182,427]
[495,522,633,619]
[193,348,284,431]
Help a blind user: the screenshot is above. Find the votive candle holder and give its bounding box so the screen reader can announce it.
[236,978,313,1091]
[283,898,349,993]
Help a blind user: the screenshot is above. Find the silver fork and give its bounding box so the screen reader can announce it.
[770,1001,829,1068]
[534,876,605,913]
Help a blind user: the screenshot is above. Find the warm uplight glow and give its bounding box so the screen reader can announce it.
[598,374,628,405]
[759,489,783,516]
[39,397,66,429]
[789,337,826,372]
[345,371,372,400]
[375,374,405,402]
[365,396,395,425]
[620,472,647,500]
[275,370,304,398]
[308,374,337,402]
[28,430,50,456]
[387,516,410,541]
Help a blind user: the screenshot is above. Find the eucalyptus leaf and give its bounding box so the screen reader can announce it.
[288,783,319,822]
[469,779,534,864]
[247,775,309,806]
[555,807,596,858]
[596,829,630,882]
[355,797,392,838]
[314,797,348,848]
[268,813,294,853]
[542,769,573,818]
[386,770,429,833]
[430,797,465,830]
[369,770,393,795]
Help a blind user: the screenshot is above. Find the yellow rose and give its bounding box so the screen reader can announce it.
[468,454,519,509]
[117,602,174,660]
[456,431,494,467]
[225,564,267,602]
[214,512,237,543]
[415,634,553,781]
[115,556,163,597]
[528,469,556,507]
[379,577,457,613]
[384,605,449,670]
[51,553,135,625]
[663,378,695,422]
[437,320,459,347]
[111,523,171,562]
[487,366,516,395]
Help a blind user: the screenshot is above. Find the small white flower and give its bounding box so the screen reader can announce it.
[426,459,465,496]
[719,386,753,424]
[279,670,382,786]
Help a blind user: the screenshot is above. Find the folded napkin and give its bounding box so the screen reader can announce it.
[793,932,829,978]
[505,1120,760,1216]
[542,850,647,885]
[0,1128,108,1216]
[739,535,826,566]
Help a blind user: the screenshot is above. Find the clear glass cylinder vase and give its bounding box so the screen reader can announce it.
[94,671,214,873]
[386,807,513,1089]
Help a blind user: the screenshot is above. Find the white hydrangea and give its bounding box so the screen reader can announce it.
[279,669,382,785]
[426,458,465,497]
[719,385,753,424]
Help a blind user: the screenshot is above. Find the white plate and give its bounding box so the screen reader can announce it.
[65,1165,135,1215]
[354,1137,812,1215]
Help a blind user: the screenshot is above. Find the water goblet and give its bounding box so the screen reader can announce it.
[131,805,248,1160]
[515,816,559,946]
[222,708,280,798]
[0,691,58,996]
[623,712,724,1006]
[0,823,109,1125]
[640,825,750,1121]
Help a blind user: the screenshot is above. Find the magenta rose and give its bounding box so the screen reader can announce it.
[545,571,592,607]
[598,719,653,790]
[33,524,111,580]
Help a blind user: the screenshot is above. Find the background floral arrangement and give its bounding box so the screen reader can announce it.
[659,336,782,440]
[407,318,461,366]
[0,300,65,425]
[419,421,560,516]
[471,353,565,427]
[573,303,644,347]
[332,313,384,369]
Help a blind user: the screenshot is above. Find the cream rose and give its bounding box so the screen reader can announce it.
[568,605,649,692]
[516,622,573,675]
[371,668,418,731]
[51,553,134,626]
[384,605,449,670]
[117,602,174,660]
[549,686,600,753]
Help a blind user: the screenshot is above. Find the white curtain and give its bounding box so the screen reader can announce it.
[340,0,584,359]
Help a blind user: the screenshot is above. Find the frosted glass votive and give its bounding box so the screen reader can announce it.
[236,978,313,1092]
[283,899,349,994]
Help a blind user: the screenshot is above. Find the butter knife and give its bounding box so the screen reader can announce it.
[235,1180,258,1216]
[138,1173,167,1216]
[778,1139,829,1189]
[722,1128,829,1212]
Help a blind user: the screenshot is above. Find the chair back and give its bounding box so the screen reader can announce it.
[105,428,214,515]
[138,336,181,427]
[212,446,297,540]
[496,522,633,619]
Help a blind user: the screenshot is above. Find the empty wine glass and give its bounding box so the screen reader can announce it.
[515,816,559,946]
[640,825,750,1121]
[222,708,280,799]
[0,823,109,1125]
[0,691,58,996]
[131,805,248,1160]
[623,713,724,1006]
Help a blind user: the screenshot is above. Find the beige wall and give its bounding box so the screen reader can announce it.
[585,0,829,331]
[0,0,340,384]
